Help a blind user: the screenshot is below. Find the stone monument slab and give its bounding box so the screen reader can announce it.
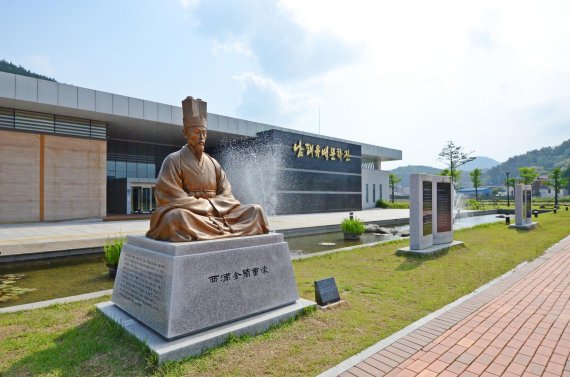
[410,174,434,250]
[511,183,536,229]
[109,233,300,339]
[408,174,457,253]
[433,177,453,245]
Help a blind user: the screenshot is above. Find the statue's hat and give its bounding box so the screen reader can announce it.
[182,96,207,128]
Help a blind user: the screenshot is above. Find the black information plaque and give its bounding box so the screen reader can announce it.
[422,181,432,236]
[526,190,532,219]
[437,182,452,233]
[314,277,340,306]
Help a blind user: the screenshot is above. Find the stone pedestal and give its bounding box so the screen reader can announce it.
[101,233,306,339]
[97,298,314,363]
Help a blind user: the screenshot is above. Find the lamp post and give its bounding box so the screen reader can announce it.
[506,172,510,207]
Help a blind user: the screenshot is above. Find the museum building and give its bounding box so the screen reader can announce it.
[0,72,402,223]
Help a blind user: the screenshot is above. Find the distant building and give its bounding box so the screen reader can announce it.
[0,72,402,223]
[457,187,494,198]
[538,187,569,199]
[531,176,551,196]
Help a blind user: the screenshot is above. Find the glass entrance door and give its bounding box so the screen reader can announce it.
[131,185,156,213]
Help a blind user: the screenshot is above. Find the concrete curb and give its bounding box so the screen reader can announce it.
[0,289,112,314]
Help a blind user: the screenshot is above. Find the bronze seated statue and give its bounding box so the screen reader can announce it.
[146,96,270,242]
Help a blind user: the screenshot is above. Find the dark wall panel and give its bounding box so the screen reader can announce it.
[211,129,363,215]
[275,193,361,215]
[278,170,360,192]
[256,130,361,174]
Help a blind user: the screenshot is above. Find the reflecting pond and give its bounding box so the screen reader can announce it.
[287,214,503,255]
[0,214,504,308]
[0,255,113,308]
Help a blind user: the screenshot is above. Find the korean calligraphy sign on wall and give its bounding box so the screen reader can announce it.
[292,140,351,162]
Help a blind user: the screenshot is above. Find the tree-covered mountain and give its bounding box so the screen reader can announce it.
[0,59,56,82]
[460,156,500,171]
[390,140,570,190]
[485,139,570,184]
[387,160,495,189]
[387,165,442,187]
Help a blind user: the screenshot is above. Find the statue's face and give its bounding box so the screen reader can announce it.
[184,126,207,154]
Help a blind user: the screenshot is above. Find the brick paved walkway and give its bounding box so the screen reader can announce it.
[334,236,570,377]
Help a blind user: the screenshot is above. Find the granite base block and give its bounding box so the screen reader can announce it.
[97,299,315,363]
[509,222,537,230]
[111,233,299,339]
[397,240,464,257]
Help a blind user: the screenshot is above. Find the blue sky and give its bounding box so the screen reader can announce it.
[2,0,570,168]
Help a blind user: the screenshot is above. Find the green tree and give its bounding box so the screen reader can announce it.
[438,141,475,190]
[388,173,401,203]
[440,168,462,190]
[548,167,569,207]
[518,167,539,185]
[470,168,482,201]
[563,165,570,191]
[504,177,516,207]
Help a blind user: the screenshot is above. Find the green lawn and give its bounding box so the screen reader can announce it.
[1,210,569,377]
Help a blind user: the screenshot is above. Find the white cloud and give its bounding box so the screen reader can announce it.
[232,72,319,126]
[11,0,567,169]
[179,0,199,9]
[212,39,253,57]
[275,0,570,167]
[190,0,356,80]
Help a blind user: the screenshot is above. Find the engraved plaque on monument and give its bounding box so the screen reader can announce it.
[526,190,532,219]
[422,181,432,236]
[437,182,452,233]
[314,277,341,306]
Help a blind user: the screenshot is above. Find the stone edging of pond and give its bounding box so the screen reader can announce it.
[0,289,113,314]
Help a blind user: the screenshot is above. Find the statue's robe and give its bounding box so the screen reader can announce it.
[146,145,270,242]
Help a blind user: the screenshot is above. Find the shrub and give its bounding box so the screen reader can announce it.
[376,199,389,208]
[376,199,409,209]
[104,236,126,267]
[387,201,409,209]
[340,217,366,234]
[465,199,482,210]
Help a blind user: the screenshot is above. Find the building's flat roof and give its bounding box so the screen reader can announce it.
[0,72,402,161]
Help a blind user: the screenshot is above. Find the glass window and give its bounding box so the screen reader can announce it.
[106,160,115,178]
[366,184,369,203]
[136,143,148,178]
[116,161,126,179]
[373,184,376,202]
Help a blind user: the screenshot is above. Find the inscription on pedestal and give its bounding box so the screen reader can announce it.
[117,253,166,311]
[207,265,270,283]
[437,182,452,232]
[422,181,432,236]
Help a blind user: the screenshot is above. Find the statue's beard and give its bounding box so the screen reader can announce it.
[192,143,205,158]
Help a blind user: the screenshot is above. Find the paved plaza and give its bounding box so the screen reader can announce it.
[325,235,570,377]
